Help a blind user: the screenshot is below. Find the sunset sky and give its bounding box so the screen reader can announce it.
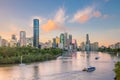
[0,0,120,46]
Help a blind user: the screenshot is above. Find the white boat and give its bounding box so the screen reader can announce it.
[82,66,96,72]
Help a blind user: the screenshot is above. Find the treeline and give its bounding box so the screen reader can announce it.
[114,62,120,80]
[98,48,120,53]
[0,46,62,64]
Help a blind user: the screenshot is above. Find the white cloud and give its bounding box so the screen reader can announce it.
[54,8,68,24]
[70,7,93,23]
[70,6,103,23]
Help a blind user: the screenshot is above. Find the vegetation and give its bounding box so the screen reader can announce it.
[114,62,120,80]
[0,46,62,64]
[98,48,120,53]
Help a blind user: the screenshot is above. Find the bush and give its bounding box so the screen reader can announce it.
[0,47,62,64]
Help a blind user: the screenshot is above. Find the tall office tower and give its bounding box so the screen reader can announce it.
[12,34,17,41]
[80,42,86,51]
[2,39,8,47]
[10,34,17,47]
[56,36,60,47]
[60,33,64,44]
[20,31,26,46]
[64,32,68,47]
[0,36,2,47]
[59,33,64,49]
[26,37,33,47]
[69,34,72,45]
[33,19,39,48]
[52,38,56,48]
[91,42,99,51]
[86,34,90,51]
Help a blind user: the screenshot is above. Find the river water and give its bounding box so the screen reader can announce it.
[0,52,119,80]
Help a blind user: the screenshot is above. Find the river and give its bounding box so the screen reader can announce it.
[0,51,120,80]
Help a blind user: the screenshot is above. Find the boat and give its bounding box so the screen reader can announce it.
[87,67,96,72]
[82,68,87,71]
[95,56,99,60]
[82,67,96,72]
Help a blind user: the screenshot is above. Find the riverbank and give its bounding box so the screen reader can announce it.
[114,62,120,80]
[0,47,62,64]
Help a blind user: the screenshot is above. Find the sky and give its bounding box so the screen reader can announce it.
[0,0,120,46]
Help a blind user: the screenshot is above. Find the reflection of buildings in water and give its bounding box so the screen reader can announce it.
[72,52,77,58]
[33,65,40,80]
[86,51,91,67]
[19,66,26,80]
[60,58,73,72]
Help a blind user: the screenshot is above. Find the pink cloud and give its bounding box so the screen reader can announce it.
[41,20,58,32]
[54,8,68,24]
[71,7,94,23]
[70,6,107,23]
[78,14,90,23]
[93,11,101,17]
[41,20,65,32]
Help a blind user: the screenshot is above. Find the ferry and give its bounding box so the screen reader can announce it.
[82,67,96,72]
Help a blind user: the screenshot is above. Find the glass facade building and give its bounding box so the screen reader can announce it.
[20,31,26,46]
[69,34,72,45]
[33,19,39,48]
[60,33,64,45]
[86,34,90,51]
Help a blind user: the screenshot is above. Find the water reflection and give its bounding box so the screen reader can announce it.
[86,51,91,67]
[32,65,40,80]
[0,52,118,80]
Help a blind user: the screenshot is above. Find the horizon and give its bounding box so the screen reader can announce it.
[0,0,120,46]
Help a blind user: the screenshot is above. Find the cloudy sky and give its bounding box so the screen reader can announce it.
[0,0,120,46]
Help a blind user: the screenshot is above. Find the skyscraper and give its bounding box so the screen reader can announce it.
[59,33,64,49]
[10,34,17,47]
[20,31,26,46]
[56,36,60,47]
[12,34,17,41]
[0,36,2,47]
[52,38,56,48]
[26,37,33,47]
[90,42,99,51]
[86,34,90,51]
[33,19,39,48]
[64,32,68,47]
[69,34,72,45]
[60,33,64,44]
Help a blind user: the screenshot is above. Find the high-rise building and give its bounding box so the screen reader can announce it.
[33,19,39,48]
[90,42,99,51]
[10,34,17,47]
[56,36,60,47]
[69,34,72,45]
[12,34,17,41]
[26,37,33,46]
[52,38,56,48]
[60,33,64,49]
[2,39,8,47]
[0,36,2,47]
[60,33,64,44]
[64,32,68,47]
[20,31,26,46]
[72,39,77,50]
[80,42,86,51]
[86,34,90,51]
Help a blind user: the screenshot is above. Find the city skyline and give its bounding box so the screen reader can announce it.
[0,0,120,46]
